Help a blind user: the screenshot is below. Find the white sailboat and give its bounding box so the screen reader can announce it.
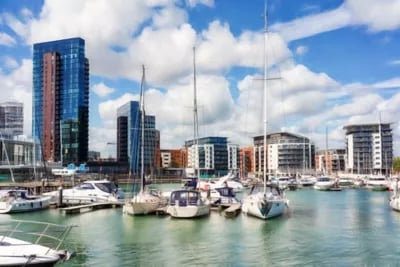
[241,10,288,220]
[166,47,210,218]
[123,65,163,215]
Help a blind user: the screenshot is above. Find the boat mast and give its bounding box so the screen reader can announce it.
[140,64,146,194]
[263,5,268,194]
[193,46,199,188]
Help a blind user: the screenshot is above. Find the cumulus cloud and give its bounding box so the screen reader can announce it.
[271,0,400,42]
[186,0,214,8]
[2,56,19,69]
[92,82,115,98]
[295,45,308,55]
[1,0,400,157]
[0,32,16,46]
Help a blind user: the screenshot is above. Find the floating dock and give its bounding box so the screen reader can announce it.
[223,203,241,218]
[60,202,123,214]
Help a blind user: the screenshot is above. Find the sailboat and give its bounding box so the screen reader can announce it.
[0,131,51,214]
[241,9,288,220]
[166,47,210,218]
[123,65,164,215]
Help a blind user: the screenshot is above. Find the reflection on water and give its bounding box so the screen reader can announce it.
[1,185,399,266]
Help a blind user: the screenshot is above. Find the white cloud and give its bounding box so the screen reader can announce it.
[345,0,400,32]
[2,56,19,69]
[270,4,351,42]
[389,60,400,66]
[271,0,400,42]
[295,45,308,55]
[186,0,214,8]
[91,82,115,98]
[0,32,16,46]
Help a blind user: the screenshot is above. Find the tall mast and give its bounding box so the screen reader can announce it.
[263,5,268,193]
[193,47,199,185]
[140,65,145,194]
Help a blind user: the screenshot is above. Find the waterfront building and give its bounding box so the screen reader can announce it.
[0,138,33,166]
[315,149,345,175]
[240,146,254,178]
[32,37,89,164]
[0,101,23,138]
[117,101,159,174]
[253,132,315,177]
[344,123,393,175]
[185,136,239,178]
[160,148,187,168]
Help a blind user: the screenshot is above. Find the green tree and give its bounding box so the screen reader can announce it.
[393,157,400,173]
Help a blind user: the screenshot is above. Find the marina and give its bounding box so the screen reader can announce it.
[1,184,400,266]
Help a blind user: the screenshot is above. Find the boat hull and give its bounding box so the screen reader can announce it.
[241,193,286,220]
[123,192,162,215]
[390,196,400,211]
[167,204,210,218]
[0,197,51,214]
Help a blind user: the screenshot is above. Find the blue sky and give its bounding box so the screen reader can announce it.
[1,0,400,157]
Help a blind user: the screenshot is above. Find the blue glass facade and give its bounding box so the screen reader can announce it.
[33,37,89,164]
[117,101,157,174]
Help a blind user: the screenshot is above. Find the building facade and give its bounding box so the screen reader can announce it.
[240,146,254,178]
[185,136,240,178]
[315,149,345,174]
[160,148,187,168]
[0,101,23,138]
[117,101,159,174]
[33,38,89,164]
[0,139,33,166]
[253,132,315,177]
[344,123,393,175]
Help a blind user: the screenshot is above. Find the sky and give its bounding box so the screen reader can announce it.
[1,0,400,158]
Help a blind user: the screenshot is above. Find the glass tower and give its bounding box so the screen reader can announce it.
[117,101,158,174]
[33,37,89,164]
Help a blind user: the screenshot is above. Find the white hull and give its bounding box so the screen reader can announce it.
[0,236,64,266]
[123,191,162,215]
[167,204,210,218]
[241,192,286,220]
[313,182,334,191]
[0,190,51,214]
[0,220,73,266]
[43,180,124,205]
[390,196,400,211]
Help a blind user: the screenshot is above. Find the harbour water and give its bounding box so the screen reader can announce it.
[1,185,400,266]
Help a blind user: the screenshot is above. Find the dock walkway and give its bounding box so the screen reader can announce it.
[60,202,123,214]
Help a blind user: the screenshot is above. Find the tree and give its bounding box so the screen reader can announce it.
[393,157,400,174]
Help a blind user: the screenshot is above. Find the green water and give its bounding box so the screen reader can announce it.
[1,185,399,266]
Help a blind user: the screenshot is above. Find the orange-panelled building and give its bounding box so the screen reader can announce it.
[160,148,187,168]
[240,146,254,178]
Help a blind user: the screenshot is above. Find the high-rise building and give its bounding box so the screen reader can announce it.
[0,101,23,138]
[33,38,89,164]
[117,101,159,174]
[344,123,393,175]
[185,136,240,178]
[253,132,315,177]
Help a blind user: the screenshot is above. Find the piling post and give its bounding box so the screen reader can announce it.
[58,186,63,207]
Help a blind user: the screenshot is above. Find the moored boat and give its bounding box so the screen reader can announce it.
[313,177,335,191]
[0,189,51,214]
[43,180,124,205]
[365,175,388,191]
[0,220,74,266]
